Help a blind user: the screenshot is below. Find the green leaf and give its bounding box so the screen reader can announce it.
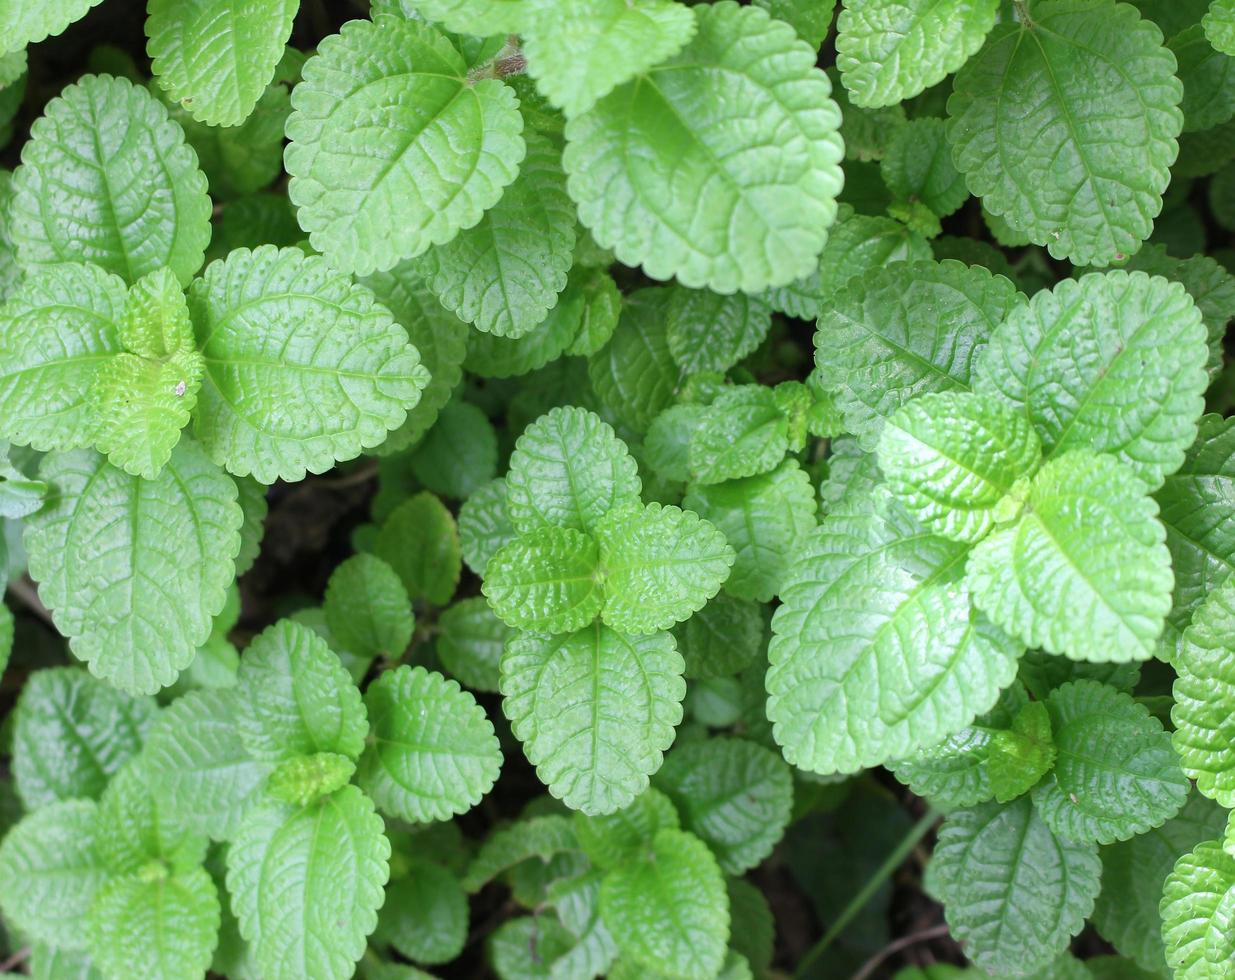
[0,263,126,452]
[362,261,470,452]
[438,596,510,693]
[377,861,468,966]
[683,459,819,603]
[265,752,357,807]
[1206,0,1235,54]
[501,625,685,815]
[143,689,271,841]
[587,288,682,432]
[929,797,1101,975]
[463,813,579,891]
[595,502,735,634]
[324,554,414,662]
[574,788,680,870]
[466,282,584,378]
[413,130,574,338]
[947,0,1184,266]
[768,511,1022,774]
[0,439,46,519]
[94,758,207,875]
[877,391,1042,543]
[836,0,997,107]
[654,738,792,874]
[285,15,525,275]
[396,0,527,33]
[408,399,498,499]
[12,667,156,810]
[189,246,430,483]
[489,916,575,980]
[0,603,11,679]
[987,701,1055,804]
[506,406,642,535]
[458,478,516,576]
[664,287,772,376]
[751,0,837,48]
[879,118,970,220]
[815,260,1023,449]
[966,451,1174,663]
[1030,680,1187,843]
[226,785,390,980]
[357,665,502,822]
[484,527,604,633]
[522,0,695,118]
[10,75,211,285]
[974,271,1208,489]
[688,386,789,485]
[0,800,107,949]
[87,867,220,980]
[235,619,368,763]
[1161,840,1235,977]
[672,594,764,680]
[1173,577,1235,807]
[1172,23,1235,132]
[599,828,729,980]
[374,491,463,606]
[563,1,844,293]
[147,0,297,126]
[233,476,268,577]
[564,265,623,357]
[25,444,242,695]
[1092,790,1227,974]
[0,0,105,56]
[891,727,998,811]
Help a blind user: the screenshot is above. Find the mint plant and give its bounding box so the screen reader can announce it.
[2,0,1235,977]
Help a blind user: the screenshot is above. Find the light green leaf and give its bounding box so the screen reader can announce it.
[13,667,156,811]
[396,0,527,33]
[374,491,462,606]
[891,727,997,811]
[143,689,271,841]
[689,386,789,485]
[0,603,11,679]
[672,594,764,680]
[947,0,1184,266]
[463,814,579,892]
[377,861,468,966]
[836,0,997,107]
[189,246,429,484]
[235,619,368,763]
[147,0,297,126]
[751,0,837,48]
[413,130,574,338]
[10,74,211,284]
[815,260,1023,449]
[458,478,516,576]
[24,444,241,695]
[1172,23,1235,133]
[574,787,679,870]
[233,476,267,577]
[484,527,604,633]
[986,701,1055,805]
[1161,840,1235,978]
[596,502,735,634]
[357,666,502,822]
[929,797,1101,976]
[505,406,642,534]
[523,0,695,117]
[226,785,390,980]
[1031,680,1187,844]
[94,757,207,876]
[265,752,357,807]
[587,288,682,432]
[489,916,574,980]
[324,554,414,661]
[285,15,525,275]
[654,738,792,874]
[768,511,1022,774]
[0,439,46,519]
[880,117,970,220]
[877,391,1042,543]
[501,624,685,815]
[0,0,105,56]
[683,459,818,603]
[0,263,126,451]
[564,265,623,357]
[438,596,510,693]
[966,451,1174,663]
[1206,0,1235,55]
[1173,577,1235,807]
[974,271,1208,489]
[663,286,772,376]
[87,867,219,980]
[599,828,729,980]
[408,399,498,499]
[0,800,107,949]
[563,1,843,293]
[465,280,583,378]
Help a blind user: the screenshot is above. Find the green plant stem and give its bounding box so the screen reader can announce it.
[793,807,940,979]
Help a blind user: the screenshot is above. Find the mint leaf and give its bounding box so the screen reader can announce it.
[587,287,681,432]
[408,395,498,501]
[929,797,1101,975]
[1161,840,1235,977]
[595,503,735,634]
[378,861,468,966]
[672,594,764,680]
[974,271,1208,489]
[437,596,510,693]
[505,406,642,535]
[501,625,685,815]
[966,451,1174,663]
[147,0,297,126]
[1172,23,1235,133]
[483,527,604,633]
[664,287,772,376]
[285,15,524,275]
[689,386,790,485]
[25,444,242,695]
[1206,0,1235,54]
[11,75,211,284]
[563,1,843,292]
[357,665,502,822]
[880,117,970,224]
[836,0,997,107]
[986,701,1055,804]
[463,814,579,892]
[189,246,429,483]
[877,391,1042,544]
[374,491,462,606]
[768,511,1022,774]
[458,478,516,576]
[324,554,414,662]
[227,785,390,980]
[0,0,105,56]
[265,753,357,808]
[947,1,1183,265]
[94,758,207,875]
[574,788,680,871]
[395,0,527,34]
